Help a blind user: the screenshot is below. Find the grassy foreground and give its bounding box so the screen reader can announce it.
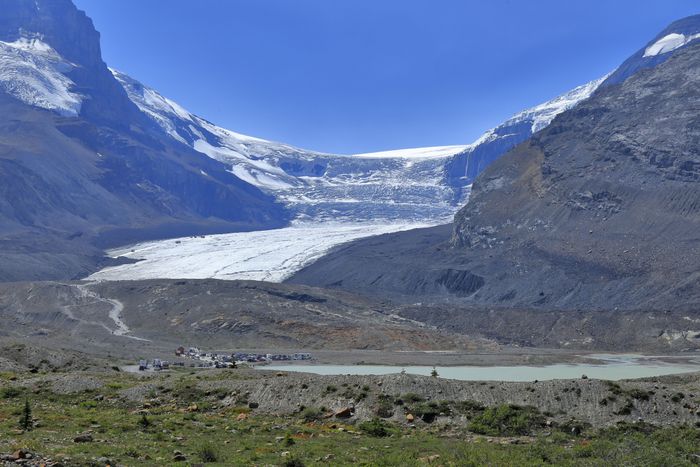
[1,370,699,466]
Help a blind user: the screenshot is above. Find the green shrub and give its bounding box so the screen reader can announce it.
[401,393,425,403]
[359,418,393,437]
[174,384,207,403]
[79,400,98,409]
[138,413,151,430]
[454,400,486,417]
[376,399,394,418]
[628,389,652,401]
[284,434,295,446]
[300,406,323,422]
[1,387,22,399]
[410,401,452,423]
[196,442,220,463]
[670,393,685,403]
[604,381,624,395]
[614,399,634,415]
[469,404,545,436]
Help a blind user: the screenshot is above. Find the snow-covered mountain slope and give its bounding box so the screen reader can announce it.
[0,37,81,116]
[443,75,608,189]
[113,68,607,225]
[113,69,469,223]
[500,76,608,134]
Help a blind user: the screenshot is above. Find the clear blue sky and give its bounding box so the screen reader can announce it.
[74,0,698,154]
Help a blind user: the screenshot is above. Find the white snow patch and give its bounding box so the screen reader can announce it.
[88,223,430,283]
[644,33,700,57]
[352,145,468,159]
[0,37,82,116]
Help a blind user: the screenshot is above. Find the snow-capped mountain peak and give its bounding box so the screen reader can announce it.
[0,35,82,116]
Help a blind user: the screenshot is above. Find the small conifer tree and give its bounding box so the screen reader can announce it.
[138,412,151,430]
[19,399,32,431]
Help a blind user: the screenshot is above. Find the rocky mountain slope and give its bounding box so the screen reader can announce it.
[290,15,700,313]
[1,278,698,355]
[0,0,289,281]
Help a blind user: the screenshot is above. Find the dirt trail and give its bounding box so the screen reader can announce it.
[72,282,150,341]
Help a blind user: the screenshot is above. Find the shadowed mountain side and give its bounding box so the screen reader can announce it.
[0,0,290,281]
[290,38,700,312]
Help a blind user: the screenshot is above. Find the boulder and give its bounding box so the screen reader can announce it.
[73,433,93,443]
[334,407,354,418]
[11,450,28,460]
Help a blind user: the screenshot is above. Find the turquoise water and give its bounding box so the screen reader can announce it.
[263,355,700,382]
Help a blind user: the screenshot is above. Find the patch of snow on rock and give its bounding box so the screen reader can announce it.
[644,33,700,57]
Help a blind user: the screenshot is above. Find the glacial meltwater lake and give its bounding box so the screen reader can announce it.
[263,354,700,382]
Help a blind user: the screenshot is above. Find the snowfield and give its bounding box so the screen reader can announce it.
[352,145,468,159]
[0,37,81,116]
[88,223,430,283]
[644,32,700,57]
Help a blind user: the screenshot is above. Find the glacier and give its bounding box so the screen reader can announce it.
[112,68,471,224]
[0,37,606,282]
[88,223,430,282]
[91,69,608,282]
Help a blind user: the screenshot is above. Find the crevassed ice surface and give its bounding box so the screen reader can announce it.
[88,223,430,282]
[0,37,81,116]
